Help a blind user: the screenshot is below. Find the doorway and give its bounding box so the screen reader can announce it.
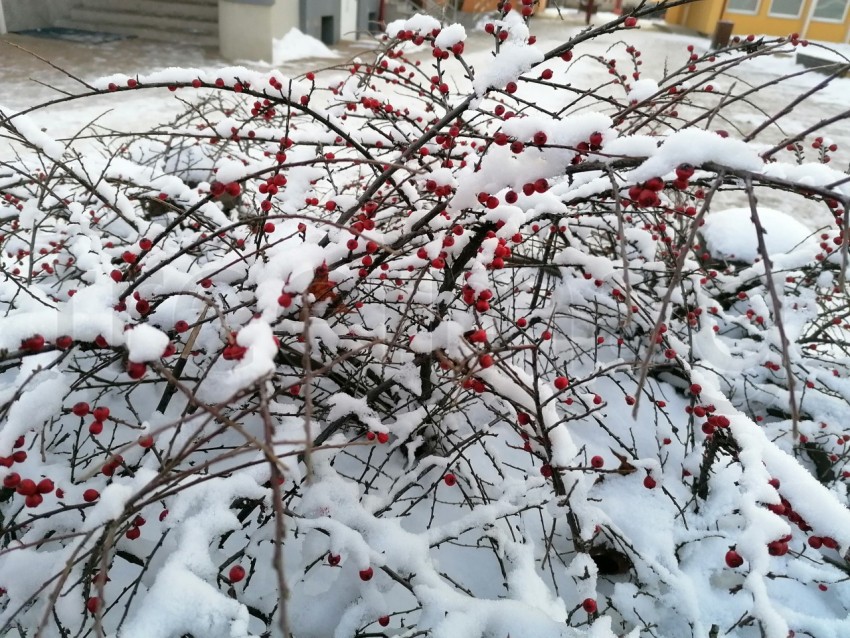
[321,15,335,45]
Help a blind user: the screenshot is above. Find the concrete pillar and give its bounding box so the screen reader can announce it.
[0,1,6,35]
[340,0,357,40]
[219,0,300,63]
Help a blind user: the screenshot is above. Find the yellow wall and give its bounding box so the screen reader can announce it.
[807,19,847,41]
[667,0,850,42]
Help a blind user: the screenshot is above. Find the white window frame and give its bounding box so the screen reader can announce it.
[726,0,762,14]
[768,0,806,18]
[811,0,850,23]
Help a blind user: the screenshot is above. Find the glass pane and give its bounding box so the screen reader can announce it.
[813,0,848,20]
[727,0,760,10]
[770,0,804,15]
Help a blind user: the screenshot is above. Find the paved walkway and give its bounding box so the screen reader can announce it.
[0,31,388,110]
[0,9,686,109]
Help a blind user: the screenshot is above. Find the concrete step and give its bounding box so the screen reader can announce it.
[57,18,219,48]
[68,7,216,33]
[75,0,218,21]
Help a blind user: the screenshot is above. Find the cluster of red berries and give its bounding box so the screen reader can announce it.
[461,285,494,312]
[684,402,730,436]
[461,377,488,394]
[79,403,111,436]
[258,172,287,211]
[424,179,454,198]
[125,514,146,540]
[209,181,241,199]
[5,474,55,508]
[365,431,390,444]
[222,332,248,361]
[101,454,124,478]
[0,436,28,468]
[249,98,276,121]
[1,191,23,211]
[764,479,814,533]
[627,177,666,208]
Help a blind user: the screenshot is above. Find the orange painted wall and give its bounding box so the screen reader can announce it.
[724,1,806,38]
[807,20,847,41]
[667,0,850,42]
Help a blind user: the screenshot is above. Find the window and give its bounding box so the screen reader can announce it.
[813,0,850,20]
[769,0,804,16]
[727,0,760,12]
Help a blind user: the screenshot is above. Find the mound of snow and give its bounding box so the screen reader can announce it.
[701,207,814,262]
[274,28,341,64]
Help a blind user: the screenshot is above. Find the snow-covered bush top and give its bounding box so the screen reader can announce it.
[1,2,850,637]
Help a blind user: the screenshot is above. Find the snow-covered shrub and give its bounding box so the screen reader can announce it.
[1,2,850,637]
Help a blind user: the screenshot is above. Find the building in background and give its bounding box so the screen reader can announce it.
[666,0,850,43]
[0,0,383,62]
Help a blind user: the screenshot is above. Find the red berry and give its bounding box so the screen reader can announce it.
[83,489,100,503]
[689,383,702,395]
[93,407,110,422]
[359,567,374,581]
[126,527,141,540]
[72,402,90,417]
[725,549,744,568]
[378,615,390,627]
[443,473,457,486]
[554,376,569,390]
[86,597,101,614]
[127,361,147,379]
[376,432,389,444]
[138,435,154,449]
[89,421,104,436]
[3,473,20,488]
[582,598,597,614]
[175,320,190,333]
[36,478,54,494]
[25,493,43,508]
[21,334,45,352]
[278,293,293,308]
[590,456,604,469]
[16,479,37,496]
[328,553,341,566]
[643,475,657,489]
[229,565,246,582]
[624,16,637,27]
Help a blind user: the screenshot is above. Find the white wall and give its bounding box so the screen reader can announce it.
[340,0,357,40]
[220,0,300,63]
[0,0,69,31]
[270,0,300,38]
